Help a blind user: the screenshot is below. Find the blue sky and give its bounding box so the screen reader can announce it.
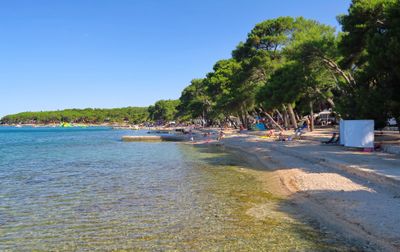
[0,0,351,117]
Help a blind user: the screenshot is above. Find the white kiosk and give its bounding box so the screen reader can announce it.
[340,120,374,148]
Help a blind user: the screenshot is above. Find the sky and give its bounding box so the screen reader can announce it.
[0,0,352,117]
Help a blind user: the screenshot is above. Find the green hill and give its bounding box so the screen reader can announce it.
[0,107,149,124]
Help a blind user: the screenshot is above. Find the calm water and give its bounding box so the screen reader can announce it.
[0,127,355,251]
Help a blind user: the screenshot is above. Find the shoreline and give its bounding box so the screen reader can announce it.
[193,132,400,251]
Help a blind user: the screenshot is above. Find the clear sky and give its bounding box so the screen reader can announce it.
[0,0,352,117]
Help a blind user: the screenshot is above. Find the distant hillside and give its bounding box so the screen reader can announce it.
[0,107,149,124]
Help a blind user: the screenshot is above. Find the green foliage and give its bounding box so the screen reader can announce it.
[258,61,304,109]
[1,107,149,124]
[148,99,180,121]
[178,78,210,120]
[178,17,343,125]
[205,59,242,116]
[225,17,300,123]
[252,18,338,115]
[178,59,245,124]
[232,16,295,61]
[178,2,400,127]
[337,0,400,127]
[338,0,394,68]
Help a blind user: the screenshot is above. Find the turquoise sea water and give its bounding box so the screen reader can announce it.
[0,127,358,251]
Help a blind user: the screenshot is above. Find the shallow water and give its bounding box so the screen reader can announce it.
[0,127,354,250]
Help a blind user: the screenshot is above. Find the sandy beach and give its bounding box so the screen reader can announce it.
[193,129,400,251]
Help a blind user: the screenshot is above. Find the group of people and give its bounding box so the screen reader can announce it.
[190,129,225,142]
[273,117,312,141]
[191,116,314,143]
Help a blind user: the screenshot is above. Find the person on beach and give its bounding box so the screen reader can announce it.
[189,128,194,141]
[266,129,274,137]
[295,120,308,137]
[217,130,224,141]
[278,132,286,141]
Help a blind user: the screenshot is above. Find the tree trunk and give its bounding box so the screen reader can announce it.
[295,111,300,122]
[309,101,314,132]
[202,109,206,127]
[239,106,249,129]
[241,106,247,128]
[259,107,284,132]
[397,116,400,134]
[282,105,289,129]
[315,87,335,108]
[321,57,356,87]
[264,112,284,132]
[287,103,297,129]
[239,113,245,128]
[327,98,335,108]
[274,109,284,125]
[237,111,242,127]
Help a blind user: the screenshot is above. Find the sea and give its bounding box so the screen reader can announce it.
[0,127,359,251]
